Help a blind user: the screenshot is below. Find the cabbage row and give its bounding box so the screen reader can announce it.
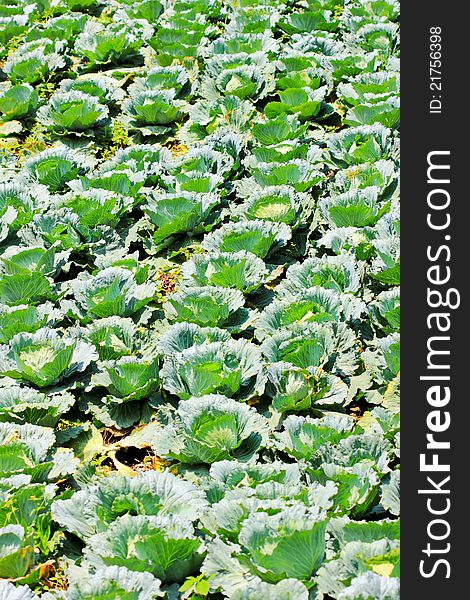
[0,0,400,598]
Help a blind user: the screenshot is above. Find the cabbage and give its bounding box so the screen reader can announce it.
[24,14,87,44]
[80,316,138,361]
[180,251,269,293]
[255,288,344,340]
[326,124,391,166]
[23,147,89,193]
[328,52,378,84]
[345,98,400,129]
[318,433,392,474]
[83,514,204,583]
[0,422,78,481]
[279,11,339,35]
[17,209,90,251]
[337,571,399,600]
[274,414,355,461]
[232,186,311,228]
[0,385,74,426]
[362,334,400,385]
[142,191,220,246]
[0,328,97,388]
[0,244,69,278]
[171,147,234,178]
[129,65,189,96]
[0,524,34,579]
[37,91,109,133]
[3,39,66,84]
[151,395,269,464]
[337,71,399,106]
[209,460,302,492]
[60,565,163,599]
[91,355,160,401]
[307,462,381,518]
[58,75,125,105]
[319,187,390,228]
[369,287,400,333]
[122,90,186,134]
[156,322,231,356]
[317,535,399,598]
[121,0,164,22]
[0,183,35,240]
[0,0,400,595]
[264,85,326,121]
[251,115,308,146]
[74,21,146,66]
[0,581,35,599]
[187,95,256,136]
[164,286,245,328]
[203,506,328,591]
[202,219,291,258]
[246,159,324,192]
[267,363,348,412]
[380,469,400,516]
[100,144,172,181]
[0,16,28,57]
[200,63,276,101]
[0,84,38,122]
[0,303,60,343]
[333,160,397,193]
[165,170,223,194]
[161,338,266,400]
[58,189,134,230]
[261,322,359,374]
[63,267,156,321]
[275,252,362,296]
[0,271,54,306]
[52,470,208,540]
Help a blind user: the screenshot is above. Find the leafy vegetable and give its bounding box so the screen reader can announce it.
[151,395,268,464]
[0,0,400,596]
[161,339,266,400]
[0,328,97,388]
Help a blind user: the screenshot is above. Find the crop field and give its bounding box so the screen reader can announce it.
[0,0,400,598]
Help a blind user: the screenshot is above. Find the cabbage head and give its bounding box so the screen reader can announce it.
[83,514,204,583]
[0,328,97,388]
[151,395,269,464]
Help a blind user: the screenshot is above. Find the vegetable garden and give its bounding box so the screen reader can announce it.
[0,0,400,597]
